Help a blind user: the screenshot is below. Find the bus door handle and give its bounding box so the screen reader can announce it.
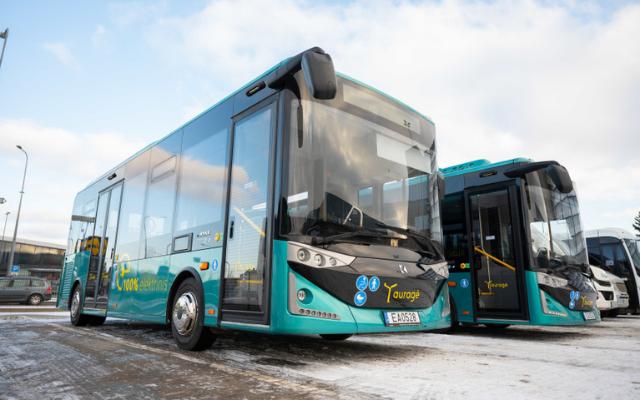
[229,218,235,240]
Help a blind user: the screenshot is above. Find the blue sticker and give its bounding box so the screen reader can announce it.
[212,259,219,271]
[356,275,369,291]
[354,291,367,306]
[570,290,580,301]
[460,278,470,288]
[569,300,576,310]
[369,276,380,292]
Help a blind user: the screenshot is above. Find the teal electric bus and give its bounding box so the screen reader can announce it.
[441,158,599,328]
[57,47,450,350]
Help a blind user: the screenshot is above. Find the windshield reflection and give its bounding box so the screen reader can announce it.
[282,77,441,257]
[525,170,588,271]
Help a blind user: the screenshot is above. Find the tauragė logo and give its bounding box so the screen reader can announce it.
[484,280,509,290]
[384,282,421,303]
[580,295,593,308]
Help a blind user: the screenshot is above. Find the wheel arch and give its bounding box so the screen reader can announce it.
[68,279,83,309]
[166,267,203,324]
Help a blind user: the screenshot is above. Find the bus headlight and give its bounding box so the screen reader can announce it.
[313,254,325,266]
[536,272,568,288]
[297,249,310,262]
[429,261,449,279]
[287,242,355,268]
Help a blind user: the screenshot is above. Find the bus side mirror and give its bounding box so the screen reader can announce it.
[301,50,337,100]
[546,164,573,194]
[266,47,337,100]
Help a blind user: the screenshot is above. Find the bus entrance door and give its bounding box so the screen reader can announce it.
[468,185,527,321]
[84,182,123,310]
[221,102,276,325]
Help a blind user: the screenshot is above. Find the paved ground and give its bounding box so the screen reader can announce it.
[0,309,638,399]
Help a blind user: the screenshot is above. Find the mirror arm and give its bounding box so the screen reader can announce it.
[265,46,326,89]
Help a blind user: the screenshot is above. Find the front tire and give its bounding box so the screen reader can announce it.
[69,285,92,326]
[320,334,353,341]
[171,278,215,351]
[28,294,43,306]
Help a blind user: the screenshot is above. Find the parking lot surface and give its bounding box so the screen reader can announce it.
[0,310,638,399]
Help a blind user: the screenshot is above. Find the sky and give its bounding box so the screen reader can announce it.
[0,0,639,246]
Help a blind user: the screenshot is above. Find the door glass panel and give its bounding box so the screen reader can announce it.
[223,107,272,312]
[97,183,123,307]
[470,190,520,312]
[85,191,109,305]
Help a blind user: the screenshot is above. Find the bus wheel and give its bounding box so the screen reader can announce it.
[70,286,92,326]
[171,278,215,351]
[320,334,353,341]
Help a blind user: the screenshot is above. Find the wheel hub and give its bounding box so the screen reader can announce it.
[71,290,80,317]
[172,292,197,336]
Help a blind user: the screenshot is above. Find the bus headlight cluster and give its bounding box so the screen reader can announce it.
[287,242,355,268]
[536,272,568,288]
[428,261,450,279]
[297,249,310,262]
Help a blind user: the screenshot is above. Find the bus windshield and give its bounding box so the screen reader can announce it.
[282,77,442,259]
[624,239,640,273]
[524,170,589,272]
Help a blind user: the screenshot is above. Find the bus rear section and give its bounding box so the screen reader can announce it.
[441,159,599,328]
[57,47,450,350]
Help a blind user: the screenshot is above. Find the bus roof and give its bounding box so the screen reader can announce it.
[585,228,638,240]
[80,55,433,193]
[440,157,532,178]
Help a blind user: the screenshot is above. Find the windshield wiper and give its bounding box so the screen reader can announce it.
[310,229,401,246]
[374,221,441,260]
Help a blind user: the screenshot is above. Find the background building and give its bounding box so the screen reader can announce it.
[0,238,65,294]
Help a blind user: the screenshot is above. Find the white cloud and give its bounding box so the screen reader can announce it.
[91,24,107,46]
[146,0,640,232]
[42,42,78,69]
[0,120,145,244]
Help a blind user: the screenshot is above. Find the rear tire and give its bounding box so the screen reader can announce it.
[171,278,215,351]
[69,285,92,326]
[28,294,43,306]
[320,334,353,341]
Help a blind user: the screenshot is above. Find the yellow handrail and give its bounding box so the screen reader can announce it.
[474,246,516,272]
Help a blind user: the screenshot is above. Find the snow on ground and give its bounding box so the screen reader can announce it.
[0,312,638,399]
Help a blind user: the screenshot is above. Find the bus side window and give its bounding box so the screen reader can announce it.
[174,107,231,251]
[116,151,151,262]
[143,133,181,258]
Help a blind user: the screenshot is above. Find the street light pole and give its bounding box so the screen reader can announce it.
[7,145,28,275]
[2,211,9,275]
[0,28,8,70]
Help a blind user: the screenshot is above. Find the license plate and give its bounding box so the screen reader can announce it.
[583,311,596,320]
[383,311,421,326]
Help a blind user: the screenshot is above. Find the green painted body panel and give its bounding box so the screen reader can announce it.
[440,157,531,178]
[448,272,474,323]
[524,271,600,325]
[448,271,600,325]
[107,247,222,326]
[265,240,450,334]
